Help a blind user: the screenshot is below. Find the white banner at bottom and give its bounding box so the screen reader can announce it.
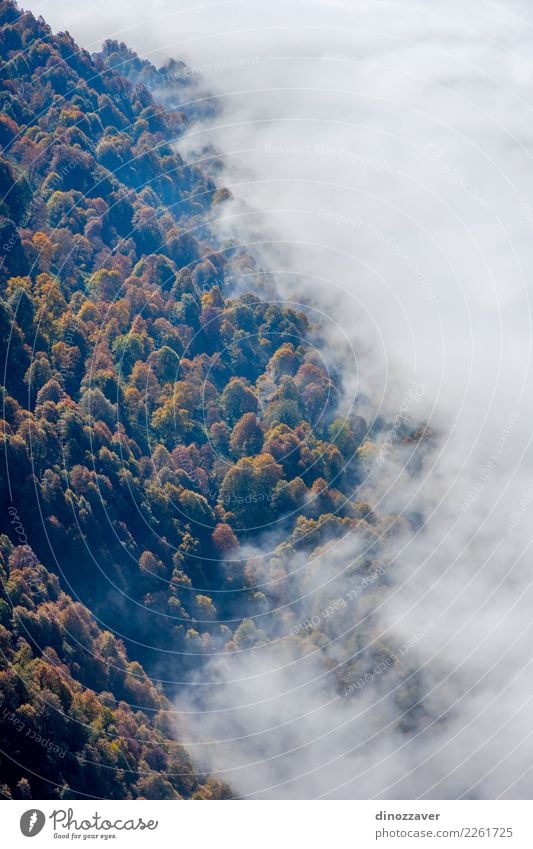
[3,800,532,848]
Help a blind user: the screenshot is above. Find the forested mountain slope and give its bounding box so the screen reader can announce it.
[0,0,427,798]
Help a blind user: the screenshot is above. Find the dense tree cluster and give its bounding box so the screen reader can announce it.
[0,536,231,799]
[0,0,429,798]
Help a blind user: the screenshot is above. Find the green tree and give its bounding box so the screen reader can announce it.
[220,377,258,425]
